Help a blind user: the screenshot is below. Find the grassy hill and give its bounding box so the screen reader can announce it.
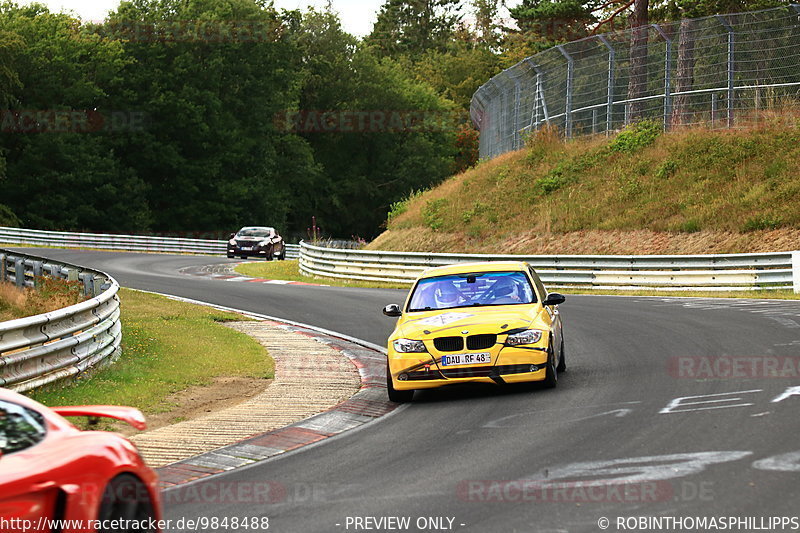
[369,117,800,255]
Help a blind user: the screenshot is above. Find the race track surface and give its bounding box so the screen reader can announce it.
[13,248,800,533]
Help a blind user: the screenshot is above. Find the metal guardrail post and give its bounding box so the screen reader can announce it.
[652,24,672,131]
[716,15,735,128]
[793,251,800,293]
[557,45,574,138]
[597,35,616,135]
[14,258,24,287]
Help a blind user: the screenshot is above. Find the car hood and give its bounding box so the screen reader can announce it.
[396,305,540,340]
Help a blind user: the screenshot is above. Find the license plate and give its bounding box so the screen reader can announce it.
[241,246,252,251]
[441,352,491,366]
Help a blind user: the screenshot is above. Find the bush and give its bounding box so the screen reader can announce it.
[742,215,782,231]
[0,204,20,227]
[610,119,662,154]
[422,198,448,231]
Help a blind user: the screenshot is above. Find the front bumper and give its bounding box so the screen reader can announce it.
[228,245,274,257]
[388,344,549,391]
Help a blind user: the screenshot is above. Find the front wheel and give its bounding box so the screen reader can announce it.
[387,367,413,403]
[541,339,558,389]
[556,334,566,373]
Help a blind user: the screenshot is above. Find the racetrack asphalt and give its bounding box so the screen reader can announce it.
[10,248,800,533]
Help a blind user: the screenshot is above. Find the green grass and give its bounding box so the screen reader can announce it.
[370,118,800,255]
[29,289,274,417]
[234,259,408,289]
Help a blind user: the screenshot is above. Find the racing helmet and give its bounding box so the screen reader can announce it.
[434,282,460,308]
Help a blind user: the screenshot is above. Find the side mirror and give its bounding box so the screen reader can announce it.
[383,304,402,317]
[543,293,565,306]
[228,233,235,239]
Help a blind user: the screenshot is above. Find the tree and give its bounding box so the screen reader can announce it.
[367,0,464,57]
[509,0,596,53]
[0,3,151,231]
[290,8,457,237]
[102,0,318,233]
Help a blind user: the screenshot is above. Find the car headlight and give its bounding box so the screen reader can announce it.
[392,339,427,353]
[506,329,543,346]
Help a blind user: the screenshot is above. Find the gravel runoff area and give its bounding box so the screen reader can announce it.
[128,317,398,488]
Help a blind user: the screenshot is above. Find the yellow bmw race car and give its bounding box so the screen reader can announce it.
[382,261,566,403]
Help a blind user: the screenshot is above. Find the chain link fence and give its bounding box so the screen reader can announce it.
[471,5,800,159]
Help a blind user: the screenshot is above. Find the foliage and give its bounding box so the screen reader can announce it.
[367,0,463,57]
[0,203,19,226]
[609,119,662,153]
[422,197,448,230]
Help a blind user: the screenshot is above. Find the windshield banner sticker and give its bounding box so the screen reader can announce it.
[416,312,475,327]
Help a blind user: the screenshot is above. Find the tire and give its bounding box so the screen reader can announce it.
[227,254,234,259]
[542,337,558,389]
[278,248,286,260]
[386,367,413,403]
[97,474,156,532]
[240,255,247,259]
[556,334,567,373]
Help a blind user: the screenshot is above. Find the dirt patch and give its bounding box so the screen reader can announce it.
[115,376,271,436]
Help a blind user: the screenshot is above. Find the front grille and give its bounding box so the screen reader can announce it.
[440,366,494,379]
[467,334,497,350]
[439,364,539,380]
[405,370,444,380]
[434,336,464,352]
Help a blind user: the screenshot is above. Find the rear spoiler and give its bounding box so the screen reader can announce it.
[51,405,147,431]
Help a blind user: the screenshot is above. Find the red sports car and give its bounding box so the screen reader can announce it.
[0,388,162,532]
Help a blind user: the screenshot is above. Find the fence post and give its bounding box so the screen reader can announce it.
[653,24,672,131]
[597,35,615,135]
[525,59,550,127]
[716,15,735,128]
[512,77,522,149]
[557,45,574,138]
[793,251,800,294]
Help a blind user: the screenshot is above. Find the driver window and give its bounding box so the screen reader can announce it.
[0,400,47,455]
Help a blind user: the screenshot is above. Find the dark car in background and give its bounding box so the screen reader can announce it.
[227,226,286,260]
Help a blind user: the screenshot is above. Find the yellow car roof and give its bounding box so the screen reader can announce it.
[419,261,529,279]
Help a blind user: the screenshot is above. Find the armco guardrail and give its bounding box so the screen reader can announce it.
[0,227,299,259]
[299,241,800,292]
[0,250,122,392]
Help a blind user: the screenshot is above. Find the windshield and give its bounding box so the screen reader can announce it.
[237,228,274,238]
[407,271,536,312]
